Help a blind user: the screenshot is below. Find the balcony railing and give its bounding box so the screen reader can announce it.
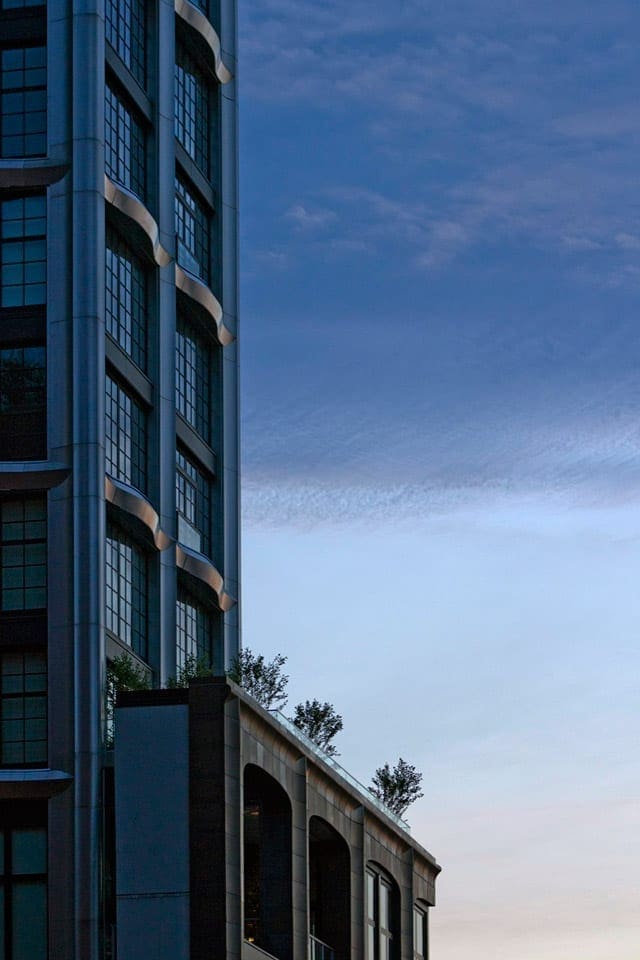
[309,934,335,960]
[270,710,410,833]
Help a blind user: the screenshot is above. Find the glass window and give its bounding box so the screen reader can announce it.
[105,228,147,370]
[0,194,46,308]
[105,0,145,87]
[0,809,47,960]
[105,521,147,658]
[105,374,146,494]
[176,447,211,556]
[413,907,427,960]
[0,497,46,612]
[176,587,212,672]
[175,43,210,176]
[175,317,212,442]
[0,46,46,159]
[366,869,397,960]
[0,651,46,767]
[175,176,210,284]
[105,84,145,200]
[0,345,46,460]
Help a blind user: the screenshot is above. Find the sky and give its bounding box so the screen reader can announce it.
[237,2,640,958]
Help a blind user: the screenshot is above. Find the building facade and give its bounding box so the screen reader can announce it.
[115,679,441,960]
[0,0,239,955]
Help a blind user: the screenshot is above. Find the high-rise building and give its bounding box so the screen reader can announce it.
[0,0,239,955]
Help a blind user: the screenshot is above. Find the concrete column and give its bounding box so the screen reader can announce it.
[70,0,106,954]
[292,758,309,960]
[156,0,178,685]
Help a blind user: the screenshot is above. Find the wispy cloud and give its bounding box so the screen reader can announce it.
[285,203,337,230]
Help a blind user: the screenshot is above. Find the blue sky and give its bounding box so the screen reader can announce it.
[238,2,640,957]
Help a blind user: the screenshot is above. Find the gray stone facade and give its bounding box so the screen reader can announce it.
[116,679,441,960]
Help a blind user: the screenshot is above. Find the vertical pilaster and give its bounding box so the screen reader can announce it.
[156,0,178,685]
[71,0,106,954]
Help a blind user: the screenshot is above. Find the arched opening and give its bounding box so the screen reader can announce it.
[243,764,293,960]
[309,816,351,960]
[365,863,401,960]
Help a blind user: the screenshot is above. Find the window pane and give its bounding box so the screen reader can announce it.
[105,84,145,199]
[379,882,389,929]
[12,828,46,874]
[0,47,47,158]
[105,375,146,493]
[0,497,46,612]
[176,448,212,556]
[0,195,46,307]
[105,228,147,370]
[12,880,46,960]
[106,0,145,86]
[366,872,376,921]
[105,522,147,658]
[175,318,212,442]
[175,177,210,284]
[175,44,210,176]
[176,588,213,672]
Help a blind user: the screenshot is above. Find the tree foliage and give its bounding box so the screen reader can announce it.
[105,654,150,748]
[369,757,424,817]
[291,699,343,757]
[227,648,289,710]
[167,654,214,688]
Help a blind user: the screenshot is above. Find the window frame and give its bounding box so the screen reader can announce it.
[175,175,211,285]
[0,801,48,960]
[104,81,146,200]
[366,867,398,960]
[175,584,213,673]
[105,519,148,660]
[0,495,46,613]
[175,315,213,444]
[413,905,428,960]
[0,648,47,768]
[0,43,47,159]
[105,226,147,371]
[0,193,46,308]
[175,41,211,178]
[105,0,146,88]
[105,371,147,495]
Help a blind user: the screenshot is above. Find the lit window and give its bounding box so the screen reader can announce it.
[105,521,147,658]
[0,344,46,460]
[105,84,145,199]
[176,587,213,672]
[175,317,212,442]
[105,0,145,87]
[105,373,146,494]
[0,46,46,158]
[0,194,46,307]
[175,43,210,176]
[0,497,46,612]
[0,806,48,960]
[175,176,210,283]
[105,228,147,370]
[176,448,211,556]
[0,650,46,767]
[413,906,427,960]
[366,868,397,960]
